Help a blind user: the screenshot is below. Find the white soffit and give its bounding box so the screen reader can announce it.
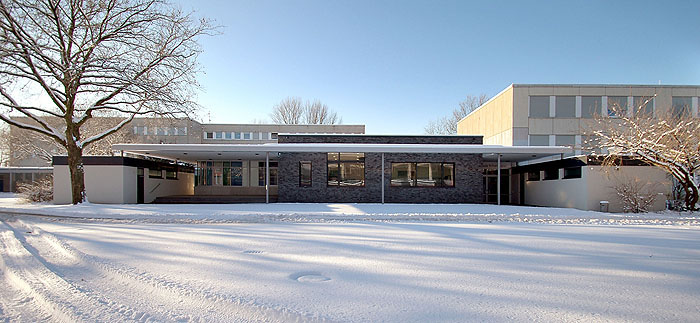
[113,143,571,162]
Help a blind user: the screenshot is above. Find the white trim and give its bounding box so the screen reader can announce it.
[548,135,555,146]
[693,97,698,117]
[601,96,608,116]
[549,96,556,118]
[627,96,634,117]
[113,143,572,155]
[575,96,582,118]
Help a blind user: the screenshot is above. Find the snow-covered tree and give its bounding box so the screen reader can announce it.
[0,0,215,203]
[587,98,699,211]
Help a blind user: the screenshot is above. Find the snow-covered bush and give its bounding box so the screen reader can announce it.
[613,179,657,213]
[17,176,53,203]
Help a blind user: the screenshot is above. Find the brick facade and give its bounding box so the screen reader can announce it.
[279,134,483,144]
[277,135,485,203]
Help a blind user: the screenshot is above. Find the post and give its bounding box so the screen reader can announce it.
[381,153,385,204]
[497,154,501,205]
[265,152,270,204]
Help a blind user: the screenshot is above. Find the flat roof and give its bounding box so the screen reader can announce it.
[112,143,571,163]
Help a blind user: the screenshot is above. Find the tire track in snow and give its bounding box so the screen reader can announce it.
[10,219,330,322]
[0,220,135,322]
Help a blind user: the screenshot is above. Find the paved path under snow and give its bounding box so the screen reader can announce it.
[1,213,699,322]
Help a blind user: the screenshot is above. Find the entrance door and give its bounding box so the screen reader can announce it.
[484,172,509,204]
[137,168,144,203]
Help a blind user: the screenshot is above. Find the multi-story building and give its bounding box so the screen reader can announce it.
[457,84,700,211]
[458,84,699,150]
[6,117,364,193]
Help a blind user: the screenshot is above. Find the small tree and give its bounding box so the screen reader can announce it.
[612,178,659,213]
[587,97,699,211]
[0,0,216,204]
[425,94,489,134]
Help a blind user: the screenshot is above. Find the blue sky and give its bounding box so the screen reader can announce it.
[179,0,700,133]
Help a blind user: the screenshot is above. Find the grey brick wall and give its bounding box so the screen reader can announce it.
[278,134,482,145]
[278,152,484,203]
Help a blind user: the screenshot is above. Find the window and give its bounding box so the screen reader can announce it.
[555,135,575,147]
[225,132,232,139]
[271,133,278,140]
[543,168,558,181]
[299,161,312,187]
[563,167,582,179]
[243,132,251,140]
[529,135,549,146]
[205,132,214,139]
[390,162,455,187]
[555,96,575,118]
[234,132,241,140]
[157,127,167,136]
[134,126,147,135]
[581,96,601,118]
[148,168,162,178]
[222,162,243,186]
[672,96,692,117]
[529,96,550,117]
[526,171,540,181]
[633,97,654,116]
[214,131,223,139]
[327,153,365,186]
[607,96,628,117]
[258,162,278,186]
[165,167,177,180]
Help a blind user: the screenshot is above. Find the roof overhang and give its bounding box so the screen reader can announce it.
[112,143,572,163]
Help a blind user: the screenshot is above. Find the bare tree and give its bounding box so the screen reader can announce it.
[612,178,659,213]
[0,0,216,204]
[425,94,489,134]
[271,97,341,125]
[270,97,304,124]
[586,97,699,211]
[304,100,339,125]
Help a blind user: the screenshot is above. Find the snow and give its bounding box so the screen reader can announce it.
[0,195,698,225]
[1,196,700,321]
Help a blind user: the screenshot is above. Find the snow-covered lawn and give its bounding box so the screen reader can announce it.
[1,196,699,321]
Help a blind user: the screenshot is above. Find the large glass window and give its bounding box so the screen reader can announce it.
[607,96,628,117]
[529,135,549,146]
[299,161,312,187]
[555,135,575,147]
[526,171,540,181]
[529,96,550,118]
[327,153,365,186]
[196,161,241,186]
[672,96,692,117]
[633,97,654,116]
[581,96,601,118]
[555,96,576,118]
[258,162,278,186]
[148,168,162,178]
[390,162,454,187]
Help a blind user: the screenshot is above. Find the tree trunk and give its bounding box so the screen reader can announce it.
[66,142,85,204]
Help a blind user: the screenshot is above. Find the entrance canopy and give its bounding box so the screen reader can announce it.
[112,143,572,163]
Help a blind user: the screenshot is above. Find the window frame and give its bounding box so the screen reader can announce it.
[563,167,582,179]
[148,168,163,179]
[390,162,455,188]
[299,161,312,187]
[327,153,365,187]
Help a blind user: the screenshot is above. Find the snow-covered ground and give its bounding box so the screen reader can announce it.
[1,195,699,321]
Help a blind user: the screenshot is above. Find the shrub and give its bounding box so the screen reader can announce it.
[17,176,53,203]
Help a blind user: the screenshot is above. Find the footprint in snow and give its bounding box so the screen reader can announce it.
[289,271,331,282]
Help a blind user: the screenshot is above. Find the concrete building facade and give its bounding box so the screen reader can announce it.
[456,84,695,212]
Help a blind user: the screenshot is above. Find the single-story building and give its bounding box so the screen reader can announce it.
[52,134,672,212]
